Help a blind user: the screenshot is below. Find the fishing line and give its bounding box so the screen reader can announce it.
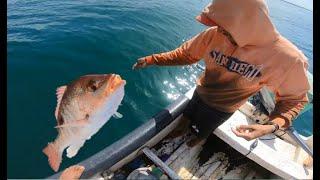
[202,128,288,167]
[258,129,287,140]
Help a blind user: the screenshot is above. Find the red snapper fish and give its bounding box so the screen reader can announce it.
[43,74,126,172]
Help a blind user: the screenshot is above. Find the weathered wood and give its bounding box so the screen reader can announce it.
[199,161,221,179]
[192,153,224,179]
[208,160,228,180]
[155,133,189,158]
[167,141,204,179]
[244,170,257,179]
[109,115,184,172]
[164,142,190,166]
[222,163,251,179]
[142,147,180,180]
[244,164,269,180]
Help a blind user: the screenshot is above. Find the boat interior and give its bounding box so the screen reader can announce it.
[104,126,280,179]
[95,91,312,180]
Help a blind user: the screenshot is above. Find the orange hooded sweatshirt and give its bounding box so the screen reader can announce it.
[143,0,310,127]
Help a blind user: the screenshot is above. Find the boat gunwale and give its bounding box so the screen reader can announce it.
[46,95,190,179]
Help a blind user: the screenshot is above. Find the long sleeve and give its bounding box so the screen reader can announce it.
[270,59,310,128]
[144,27,217,66]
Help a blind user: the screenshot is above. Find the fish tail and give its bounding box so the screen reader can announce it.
[43,142,62,172]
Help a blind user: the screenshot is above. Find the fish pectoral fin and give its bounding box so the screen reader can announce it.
[55,119,89,128]
[113,112,123,119]
[66,140,86,158]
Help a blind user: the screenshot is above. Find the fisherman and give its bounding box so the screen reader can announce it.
[133,0,309,146]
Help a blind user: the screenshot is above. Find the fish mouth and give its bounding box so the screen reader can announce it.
[102,74,125,95]
[107,74,126,86]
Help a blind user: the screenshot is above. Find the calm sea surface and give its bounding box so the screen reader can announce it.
[7,0,313,178]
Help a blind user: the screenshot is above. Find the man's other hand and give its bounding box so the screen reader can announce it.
[231,124,275,141]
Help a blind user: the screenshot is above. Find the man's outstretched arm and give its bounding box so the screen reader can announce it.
[133,27,217,69]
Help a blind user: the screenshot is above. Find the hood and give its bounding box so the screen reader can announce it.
[196,0,280,47]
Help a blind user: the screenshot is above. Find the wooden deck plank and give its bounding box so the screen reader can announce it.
[192,153,223,179]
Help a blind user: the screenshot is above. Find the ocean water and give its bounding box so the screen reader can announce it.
[7,0,313,178]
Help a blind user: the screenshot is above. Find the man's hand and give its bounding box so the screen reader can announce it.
[231,124,275,141]
[60,165,85,180]
[132,57,148,70]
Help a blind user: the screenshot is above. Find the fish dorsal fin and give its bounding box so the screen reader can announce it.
[55,85,67,119]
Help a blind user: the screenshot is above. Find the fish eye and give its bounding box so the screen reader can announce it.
[90,85,97,91]
[88,80,98,92]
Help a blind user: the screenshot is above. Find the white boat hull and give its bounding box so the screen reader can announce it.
[186,87,313,179]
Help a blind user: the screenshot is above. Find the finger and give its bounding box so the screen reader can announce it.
[132,62,144,70]
[132,63,138,70]
[237,127,251,133]
[134,59,147,69]
[236,125,248,133]
[232,128,241,136]
[232,127,253,140]
[237,127,247,133]
[238,125,257,133]
[237,125,253,130]
[137,58,145,63]
[232,127,249,137]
